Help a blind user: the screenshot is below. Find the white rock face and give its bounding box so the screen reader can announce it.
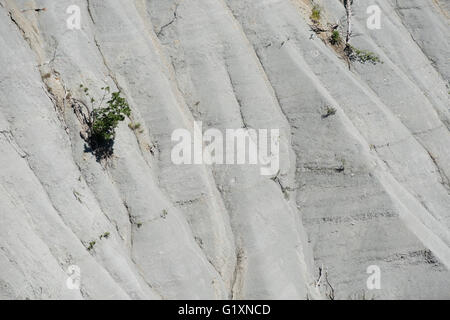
[0,0,448,299]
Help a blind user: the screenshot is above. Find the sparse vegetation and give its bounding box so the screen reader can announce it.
[322,106,337,118]
[310,4,321,22]
[99,232,110,239]
[329,30,341,45]
[128,122,141,131]
[335,1,382,67]
[161,209,168,219]
[87,241,96,251]
[91,91,130,143]
[79,84,131,159]
[147,141,159,156]
[347,46,382,65]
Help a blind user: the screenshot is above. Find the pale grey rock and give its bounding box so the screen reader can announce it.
[0,0,449,299]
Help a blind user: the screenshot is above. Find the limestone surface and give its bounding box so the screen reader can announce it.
[0,0,449,299]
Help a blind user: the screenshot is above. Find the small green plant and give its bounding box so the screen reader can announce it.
[347,46,382,65]
[136,222,143,229]
[87,240,96,251]
[128,122,141,131]
[99,232,110,239]
[329,30,341,45]
[80,84,131,159]
[91,91,130,142]
[161,209,168,219]
[310,4,321,22]
[322,106,337,118]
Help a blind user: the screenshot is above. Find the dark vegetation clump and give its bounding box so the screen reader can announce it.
[80,85,131,160]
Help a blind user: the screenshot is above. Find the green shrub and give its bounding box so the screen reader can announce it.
[80,85,131,159]
[91,91,131,142]
[100,232,110,239]
[330,30,341,45]
[87,241,96,251]
[348,46,382,65]
[310,4,321,22]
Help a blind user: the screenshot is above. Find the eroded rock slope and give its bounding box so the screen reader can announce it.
[0,0,449,299]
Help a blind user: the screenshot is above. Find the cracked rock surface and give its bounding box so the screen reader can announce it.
[0,0,449,299]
